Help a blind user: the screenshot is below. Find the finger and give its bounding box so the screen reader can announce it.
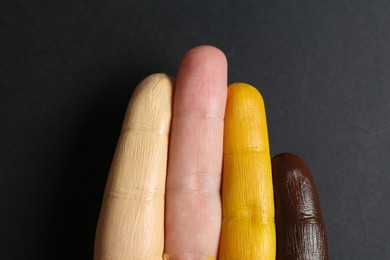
[94,74,174,260]
[164,46,227,259]
[272,153,328,260]
[219,83,276,259]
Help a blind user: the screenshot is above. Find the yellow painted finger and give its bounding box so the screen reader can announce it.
[94,73,173,260]
[219,83,276,259]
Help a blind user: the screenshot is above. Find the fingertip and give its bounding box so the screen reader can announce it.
[178,45,227,83]
[228,82,261,95]
[224,82,269,154]
[271,152,314,185]
[272,152,305,163]
[121,73,174,135]
[271,152,322,222]
[175,45,227,118]
[226,82,265,116]
[181,45,227,70]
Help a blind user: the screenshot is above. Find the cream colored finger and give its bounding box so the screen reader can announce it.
[94,73,174,260]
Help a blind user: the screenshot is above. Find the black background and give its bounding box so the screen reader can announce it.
[1,0,389,259]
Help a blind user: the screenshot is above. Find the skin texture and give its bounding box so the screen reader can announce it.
[219,83,276,259]
[272,153,328,260]
[94,73,173,259]
[164,46,227,259]
[94,45,329,260]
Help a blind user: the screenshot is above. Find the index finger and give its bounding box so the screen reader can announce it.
[94,74,174,259]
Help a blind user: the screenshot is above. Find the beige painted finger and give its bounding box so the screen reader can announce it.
[94,73,174,260]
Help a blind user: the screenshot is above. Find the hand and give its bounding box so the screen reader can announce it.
[94,45,328,259]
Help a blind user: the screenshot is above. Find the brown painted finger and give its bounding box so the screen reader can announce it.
[272,153,328,260]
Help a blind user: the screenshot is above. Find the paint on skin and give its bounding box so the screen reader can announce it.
[272,153,328,260]
[94,73,174,260]
[219,83,276,259]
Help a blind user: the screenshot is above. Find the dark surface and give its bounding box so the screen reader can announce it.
[1,0,389,259]
[272,153,328,260]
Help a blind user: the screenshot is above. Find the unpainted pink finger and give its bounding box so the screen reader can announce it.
[164,45,227,259]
